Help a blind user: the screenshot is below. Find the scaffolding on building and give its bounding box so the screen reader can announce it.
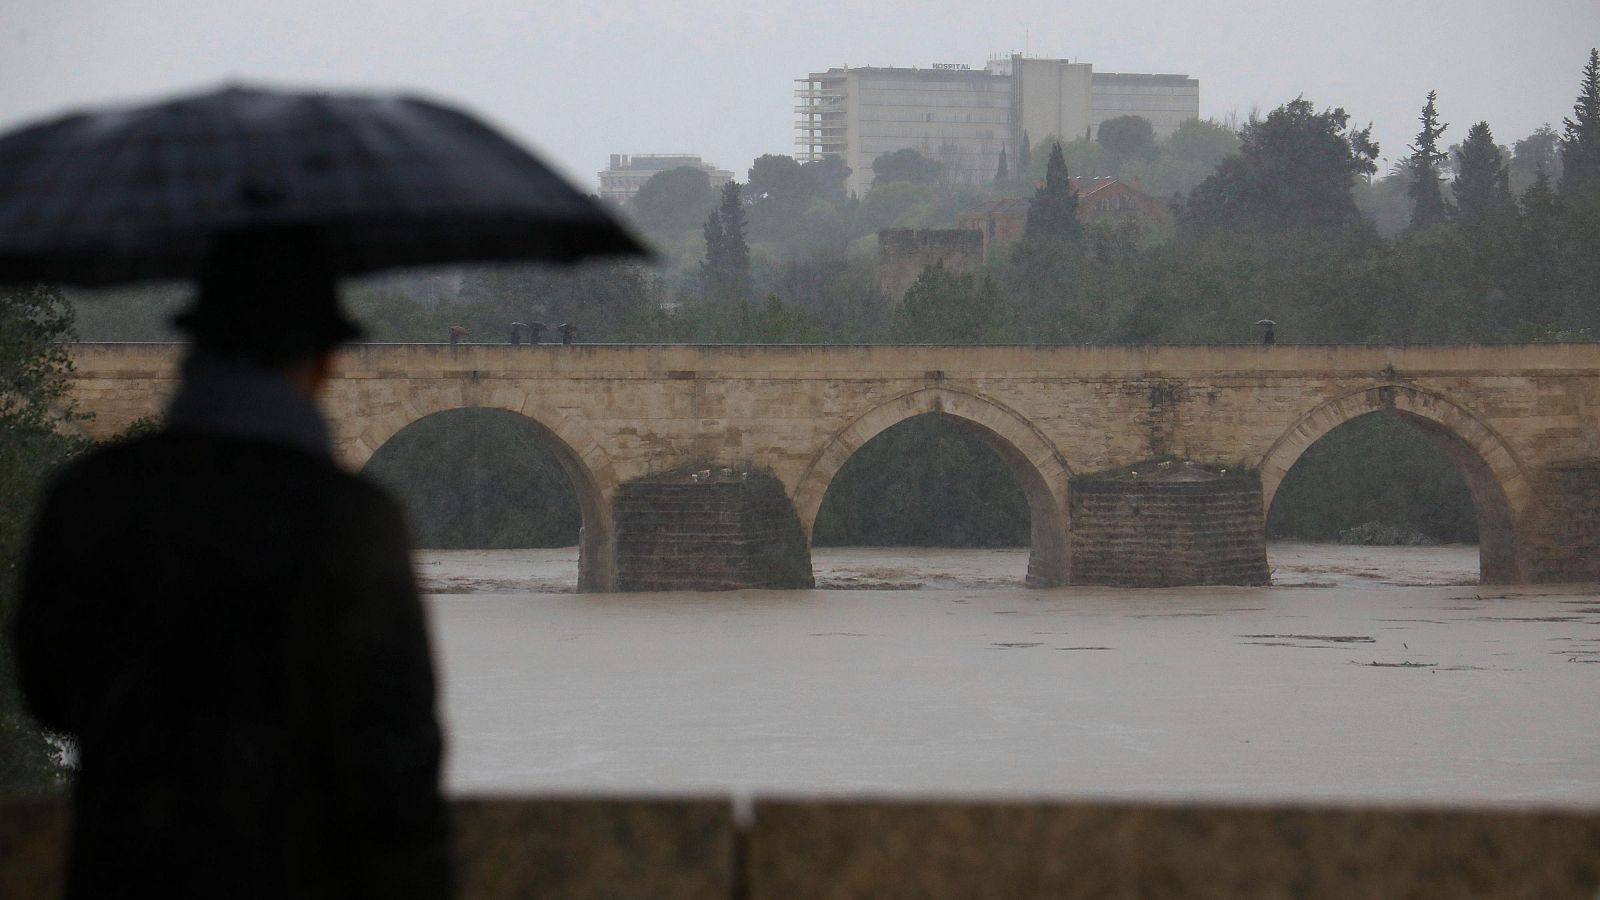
[794,73,846,163]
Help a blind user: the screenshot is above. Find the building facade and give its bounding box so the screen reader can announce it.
[797,55,1198,196]
[597,154,734,207]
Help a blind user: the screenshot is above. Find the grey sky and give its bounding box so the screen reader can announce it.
[4,1,1596,188]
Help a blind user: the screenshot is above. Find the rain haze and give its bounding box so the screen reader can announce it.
[4,1,1600,892]
[3,0,1598,183]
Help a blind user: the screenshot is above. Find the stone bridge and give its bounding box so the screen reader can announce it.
[64,343,1600,590]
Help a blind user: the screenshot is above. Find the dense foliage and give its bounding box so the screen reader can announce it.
[1,285,81,794]
[362,408,580,549]
[813,415,1029,547]
[1266,413,1478,543]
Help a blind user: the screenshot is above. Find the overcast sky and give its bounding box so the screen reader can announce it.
[4,1,1596,188]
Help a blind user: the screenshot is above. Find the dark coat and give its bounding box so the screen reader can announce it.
[12,431,450,899]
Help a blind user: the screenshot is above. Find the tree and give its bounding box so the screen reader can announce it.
[801,156,852,205]
[858,181,940,232]
[1182,98,1378,234]
[1019,132,1032,173]
[1407,91,1451,230]
[1,284,80,793]
[1162,118,1240,171]
[746,154,808,213]
[871,148,942,186]
[888,262,1013,343]
[1559,48,1600,196]
[994,146,1009,184]
[627,166,717,237]
[1097,115,1158,166]
[1023,142,1083,243]
[701,181,751,302]
[1452,122,1514,226]
[1127,118,1242,199]
[1510,125,1563,194]
[713,295,831,343]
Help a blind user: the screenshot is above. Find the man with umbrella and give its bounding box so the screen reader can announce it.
[1,87,643,898]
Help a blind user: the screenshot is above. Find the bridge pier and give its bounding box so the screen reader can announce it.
[1525,460,1600,582]
[613,471,814,591]
[1066,461,1270,587]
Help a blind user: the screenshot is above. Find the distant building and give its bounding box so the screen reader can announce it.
[957,178,1171,259]
[597,154,734,207]
[796,54,1198,196]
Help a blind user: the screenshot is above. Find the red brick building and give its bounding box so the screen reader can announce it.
[957,177,1170,259]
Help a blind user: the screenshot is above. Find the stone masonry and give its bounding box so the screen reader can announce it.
[1529,460,1600,582]
[1069,461,1270,587]
[63,343,1600,590]
[876,228,984,302]
[615,472,814,591]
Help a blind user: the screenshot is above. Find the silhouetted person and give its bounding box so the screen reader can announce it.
[1262,324,1276,345]
[12,229,450,900]
[558,322,576,345]
[527,321,545,344]
[448,323,467,345]
[509,321,525,345]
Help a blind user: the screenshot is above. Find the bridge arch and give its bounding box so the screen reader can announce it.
[793,386,1071,586]
[351,390,621,592]
[1258,384,1532,583]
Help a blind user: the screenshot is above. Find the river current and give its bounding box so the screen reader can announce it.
[419,544,1600,807]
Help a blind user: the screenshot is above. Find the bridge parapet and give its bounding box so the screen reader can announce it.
[6,794,1599,898]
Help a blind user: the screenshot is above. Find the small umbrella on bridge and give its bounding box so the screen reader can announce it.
[0,85,647,288]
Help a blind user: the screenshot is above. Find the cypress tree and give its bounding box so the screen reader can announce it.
[700,181,751,303]
[1559,48,1600,196]
[1019,132,1032,175]
[1407,91,1450,230]
[1452,121,1514,226]
[995,146,1009,184]
[1023,142,1082,243]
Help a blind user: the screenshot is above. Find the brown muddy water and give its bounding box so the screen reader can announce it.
[419,544,1600,807]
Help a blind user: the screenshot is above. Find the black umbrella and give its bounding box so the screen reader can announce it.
[0,85,646,286]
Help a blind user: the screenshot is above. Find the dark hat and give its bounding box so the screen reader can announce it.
[174,227,362,362]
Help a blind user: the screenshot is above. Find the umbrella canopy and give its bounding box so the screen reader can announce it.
[0,86,646,287]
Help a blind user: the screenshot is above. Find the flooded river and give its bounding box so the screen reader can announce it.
[420,544,1600,807]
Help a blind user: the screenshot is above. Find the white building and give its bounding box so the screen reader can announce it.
[597,154,734,207]
[796,55,1198,196]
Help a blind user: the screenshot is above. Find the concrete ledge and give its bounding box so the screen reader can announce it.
[749,799,1600,899]
[5,795,1599,898]
[453,797,732,900]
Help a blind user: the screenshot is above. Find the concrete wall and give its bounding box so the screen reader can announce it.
[6,795,1599,898]
[1089,72,1201,140]
[65,343,1600,588]
[1014,58,1096,145]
